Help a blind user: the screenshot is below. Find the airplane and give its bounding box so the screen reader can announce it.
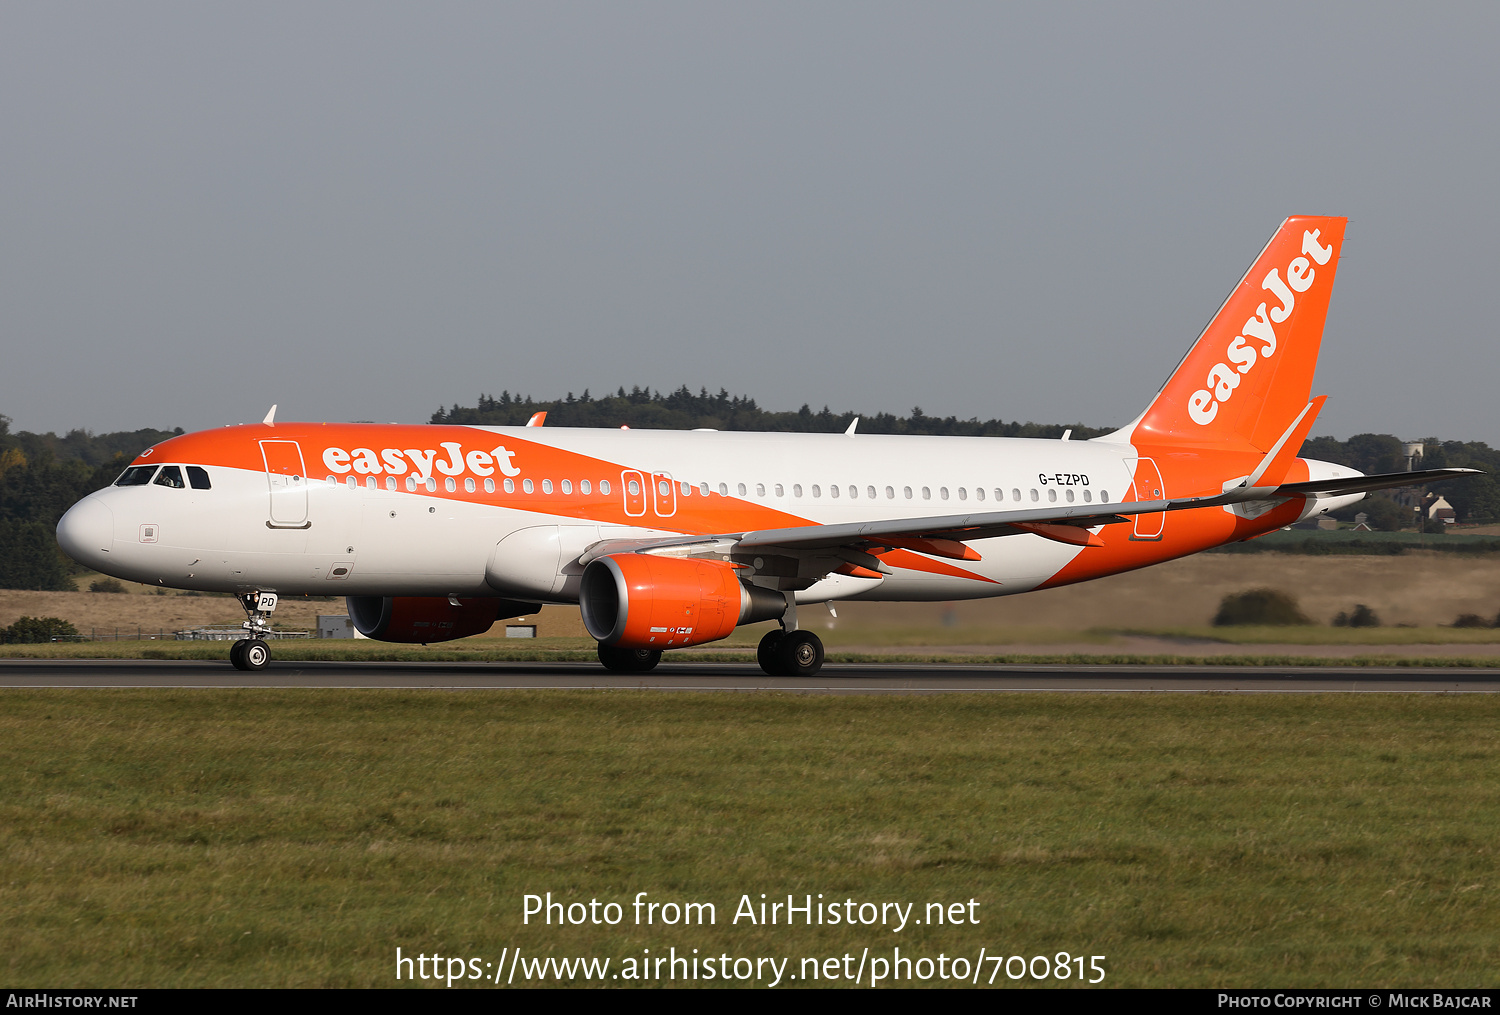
[55,216,1478,675]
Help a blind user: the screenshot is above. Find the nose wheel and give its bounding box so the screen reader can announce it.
[757,629,825,676]
[231,591,279,670]
[230,638,271,670]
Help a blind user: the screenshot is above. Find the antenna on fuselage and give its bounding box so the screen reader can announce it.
[262,404,277,426]
[845,417,859,436]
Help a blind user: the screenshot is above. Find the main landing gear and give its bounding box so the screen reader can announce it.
[230,591,279,671]
[757,628,825,677]
[597,644,663,672]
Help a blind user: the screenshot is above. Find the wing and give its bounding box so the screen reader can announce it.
[578,468,1483,582]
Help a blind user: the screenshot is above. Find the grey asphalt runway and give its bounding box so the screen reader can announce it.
[3,658,1499,692]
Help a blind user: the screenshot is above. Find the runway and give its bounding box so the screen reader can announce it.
[3,658,1500,692]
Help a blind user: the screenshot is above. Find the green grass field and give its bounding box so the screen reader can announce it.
[2,690,1496,987]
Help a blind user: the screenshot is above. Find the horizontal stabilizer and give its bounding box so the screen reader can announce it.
[1270,468,1483,499]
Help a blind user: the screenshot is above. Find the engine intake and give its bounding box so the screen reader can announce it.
[347,596,539,643]
[580,554,785,649]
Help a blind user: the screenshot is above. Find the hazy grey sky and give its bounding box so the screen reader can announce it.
[2,2,1496,441]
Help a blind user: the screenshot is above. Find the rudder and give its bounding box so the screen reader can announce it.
[1130,216,1347,451]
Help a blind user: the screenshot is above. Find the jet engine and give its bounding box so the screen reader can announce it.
[579,553,785,649]
[347,596,539,643]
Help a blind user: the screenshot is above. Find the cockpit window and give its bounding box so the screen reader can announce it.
[116,465,158,486]
[186,466,211,490]
[153,465,185,489]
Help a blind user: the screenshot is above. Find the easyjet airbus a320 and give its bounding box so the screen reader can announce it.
[56,217,1477,674]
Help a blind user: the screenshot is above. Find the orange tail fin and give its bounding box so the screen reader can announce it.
[1129,216,1347,452]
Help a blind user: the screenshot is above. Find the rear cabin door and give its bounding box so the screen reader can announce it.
[1127,457,1165,540]
[261,440,309,526]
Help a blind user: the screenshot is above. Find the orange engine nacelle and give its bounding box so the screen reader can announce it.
[580,554,785,649]
[346,596,539,643]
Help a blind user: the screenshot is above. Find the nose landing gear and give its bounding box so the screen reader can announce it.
[230,591,279,670]
[229,637,271,671]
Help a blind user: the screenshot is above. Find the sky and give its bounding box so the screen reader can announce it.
[2,2,1496,441]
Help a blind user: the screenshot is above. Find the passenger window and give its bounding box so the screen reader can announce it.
[445,478,457,492]
[812,485,821,498]
[922,487,931,500]
[484,478,496,493]
[958,488,967,501]
[868,486,877,500]
[847,485,857,499]
[718,482,728,496]
[1065,489,1075,502]
[562,480,573,494]
[628,479,640,496]
[371,477,380,490]
[756,483,765,497]
[994,488,1003,501]
[542,479,553,494]
[793,484,803,497]
[115,465,157,486]
[885,486,894,499]
[699,482,709,496]
[1083,489,1092,503]
[975,487,984,501]
[186,466,211,490]
[581,480,592,495]
[407,476,419,492]
[737,483,747,497]
[523,479,535,494]
[465,478,476,493]
[388,477,398,491]
[903,487,912,499]
[830,485,840,498]
[1047,488,1058,502]
[1029,489,1038,502]
[939,487,949,500]
[600,480,611,496]
[1014,488,1023,501]
[504,478,515,493]
[1099,489,1109,502]
[680,481,691,496]
[153,466,185,489]
[774,484,784,497]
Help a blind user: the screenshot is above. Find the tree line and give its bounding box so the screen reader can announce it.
[431,386,1113,440]
[1,394,1496,590]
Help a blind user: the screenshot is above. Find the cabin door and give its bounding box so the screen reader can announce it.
[1126,457,1165,540]
[261,440,310,527]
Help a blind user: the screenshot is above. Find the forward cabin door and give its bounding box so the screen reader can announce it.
[261,440,310,527]
[1126,457,1165,540]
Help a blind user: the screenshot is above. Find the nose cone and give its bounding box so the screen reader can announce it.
[57,496,115,569]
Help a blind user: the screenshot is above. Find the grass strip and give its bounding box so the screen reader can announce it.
[1096,626,1500,646]
[4,642,1500,668]
[0,690,1496,988]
